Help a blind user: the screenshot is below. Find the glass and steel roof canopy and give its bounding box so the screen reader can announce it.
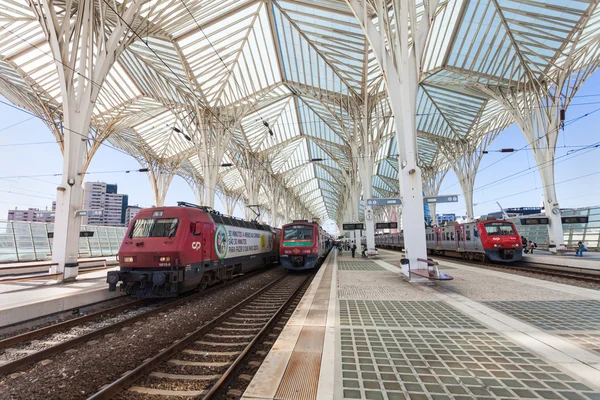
[0,0,598,220]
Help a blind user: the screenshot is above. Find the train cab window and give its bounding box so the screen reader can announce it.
[484,222,516,236]
[193,222,202,236]
[130,218,179,238]
[466,229,471,241]
[474,228,479,238]
[283,225,314,240]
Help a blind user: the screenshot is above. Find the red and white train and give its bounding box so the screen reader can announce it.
[375,219,523,262]
[279,220,332,270]
[107,202,280,298]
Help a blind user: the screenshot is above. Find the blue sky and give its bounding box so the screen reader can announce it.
[1,71,600,228]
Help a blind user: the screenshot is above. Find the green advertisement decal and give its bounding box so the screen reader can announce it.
[214,224,228,260]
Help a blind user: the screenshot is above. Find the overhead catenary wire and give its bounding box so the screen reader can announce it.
[438,106,600,193]
[101,0,336,215]
[1,1,600,217]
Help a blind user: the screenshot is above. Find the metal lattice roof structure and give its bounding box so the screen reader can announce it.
[0,0,599,221]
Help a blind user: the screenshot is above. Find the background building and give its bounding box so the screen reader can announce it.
[125,205,142,226]
[7,207,55,223]
[436,213,457,225]
[82,182,129,226]
[487,207,542,220]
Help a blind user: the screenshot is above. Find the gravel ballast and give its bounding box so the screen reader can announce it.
[0,267,287,400]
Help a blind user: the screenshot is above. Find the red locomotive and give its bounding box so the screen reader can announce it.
[375,219,522,262]
[279,220,332,270]
[107,202,280,298]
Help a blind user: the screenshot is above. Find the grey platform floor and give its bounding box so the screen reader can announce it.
[335,250,600,400]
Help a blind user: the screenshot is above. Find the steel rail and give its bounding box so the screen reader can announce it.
[0,298,145,350]
[382,248,600,283]
[86,274,294,400]
[0,268,272,376]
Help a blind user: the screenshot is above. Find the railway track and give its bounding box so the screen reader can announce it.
[87,272,313,400]
[0,258,118,282]
[0,268,275,377]
[380,248,600,284]
[494,261,600,283]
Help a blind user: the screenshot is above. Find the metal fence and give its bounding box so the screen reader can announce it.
[510,206,600,249]
[0,221,127,263]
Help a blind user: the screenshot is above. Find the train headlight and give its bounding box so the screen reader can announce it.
[159,256,171,262]
[512,244,519,247]
[152,272,166,286]
[494,244,502,248]
[123,256,134,263]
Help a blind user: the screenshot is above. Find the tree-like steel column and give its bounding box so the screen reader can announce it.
[29,0,145,280]
[346,0,438,276]
[438,131,501,221]
[357,95,391,254]
[422,165,449,224]
[475,3,600,251]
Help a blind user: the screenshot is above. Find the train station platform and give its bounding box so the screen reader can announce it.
[523,251,600,272]
[243,249,600,400]
[0,267,122,329]
[0,256,118,278]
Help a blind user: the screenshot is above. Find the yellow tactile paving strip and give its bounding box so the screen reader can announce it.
[274,261,332,400]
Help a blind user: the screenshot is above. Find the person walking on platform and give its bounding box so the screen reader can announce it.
[351,242,357,258]
[576,241,587,257]
[521,236,528,251]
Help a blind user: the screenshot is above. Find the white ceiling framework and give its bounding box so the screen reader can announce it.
[0,0,599,221]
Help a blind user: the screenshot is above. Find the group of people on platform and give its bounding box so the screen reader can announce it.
[521,235,588,256]
[335,241,366,258]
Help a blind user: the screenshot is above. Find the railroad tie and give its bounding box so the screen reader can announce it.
[129,387,208,396]
[205,333,254,339]
[222,320,264,326]
[195,341,247,347]
[168,359,230,367]
[182,349,239,357]
[214,326,259,332]
[149,372,219,381]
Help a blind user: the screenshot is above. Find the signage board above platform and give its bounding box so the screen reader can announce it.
[520,217,550,225]
[342,223,364,230]
[75,210,103,217]
[424,195,459,204]
[366,198,401,206]
[366,196,459,206]
[376,222,398,229]
[48,231,95,239]
[562,216,588,224]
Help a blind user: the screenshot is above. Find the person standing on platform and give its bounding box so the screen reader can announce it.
[351,241,357,258]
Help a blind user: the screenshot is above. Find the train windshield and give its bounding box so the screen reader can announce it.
[130,218,179,238]
[283,225,314,240]
[484,222,515,236]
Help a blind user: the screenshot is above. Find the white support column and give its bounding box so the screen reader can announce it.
[358,157,376,253]
[422,167,449,225]
[346,0,436,276]
[476,86,569,252]
[149,170,175,207]
[31,0,145,280]
[528,114,565,251]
